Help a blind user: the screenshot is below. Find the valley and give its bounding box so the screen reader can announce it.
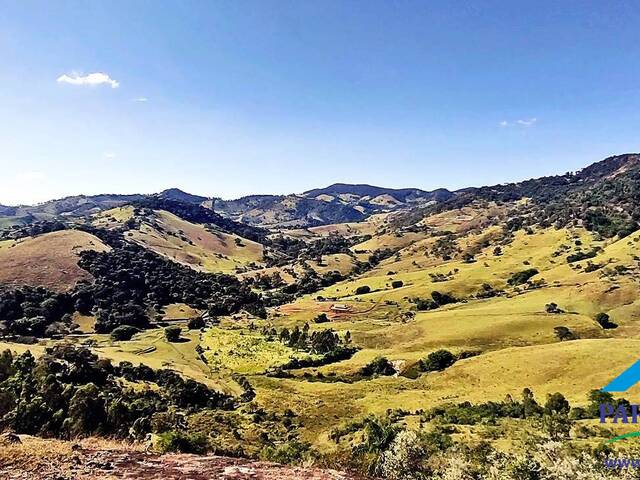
[2,154,640,478]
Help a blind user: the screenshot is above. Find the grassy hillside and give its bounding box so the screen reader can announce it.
[0,230,109,291]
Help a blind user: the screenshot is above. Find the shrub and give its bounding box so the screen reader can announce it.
[259,440,312,464]
[360,357,396,377]
[164,326,182,342]
[545,303,563,314]
[507,268,539,286]
[355,285,371,295]
[422,350,456,372]
[314,313,329,323]
[414,298,438,311]
[544,392,570,416]
[594,312,617,329]
[391,280,404,289]
[110,325,139,341]
[156,430,208,454]
[553,326,576,341]
[187,317,205,330]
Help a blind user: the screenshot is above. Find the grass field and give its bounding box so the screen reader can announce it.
[0,230,109,291]
[3,202,640,457]
[127,210,264,273]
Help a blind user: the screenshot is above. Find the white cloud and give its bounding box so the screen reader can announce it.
[103,152,116,159]
[500,118,537,127]
[132,97,148,102]
[516,118,537,126]
[57,72,120,88]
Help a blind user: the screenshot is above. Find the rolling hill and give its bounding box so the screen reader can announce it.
[3,153,640,477]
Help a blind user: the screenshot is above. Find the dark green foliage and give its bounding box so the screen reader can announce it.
[425,399,525,425]
[585,389,631,418]
[0,345,234,439]
[355,285,371,295]
[0,286,74,337]
[507,268,539,286]
[522,388,543,418]
[359,357,396,377]
[414,298,438,311]
[391,280,404,289]
[133,198,268,243]
[77,243,264,332]
[156,430,209,454]
[545,303,563,314]
[566,249,598,264]
[0,220,67,241]
[164,326,182,342]
[421,350,456,372]
[260,440,312,464]
[313,313,329,324]
[544,392,570,415]
[187,317,205,330]
[110,325,139,341]
[594,312,617,329]
[430,291,457,306]
[553,326,576,341]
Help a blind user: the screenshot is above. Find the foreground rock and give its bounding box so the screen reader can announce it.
[0,436,365,480]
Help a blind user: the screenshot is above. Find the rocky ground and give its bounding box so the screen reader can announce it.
[0,434,365,480]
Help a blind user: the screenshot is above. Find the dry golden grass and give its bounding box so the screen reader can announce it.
[0,230,109,291]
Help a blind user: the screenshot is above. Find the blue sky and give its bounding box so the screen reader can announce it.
[1,0,639,205]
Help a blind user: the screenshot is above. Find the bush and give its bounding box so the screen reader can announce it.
[422,350,456,372]
[391,280,404,289]
[355,285,371,295]
[164,326,182,342]
[594,312,617,329]
[545,303,563,314]
[187,317,205,330]
[507,268,539,286]
[156,430,208,454]
[414,298,438,311]
[313,313,329,324]
[259,440,312,464]
[110,325,139,341]
[553,326,576,341]
[360,357,396,377]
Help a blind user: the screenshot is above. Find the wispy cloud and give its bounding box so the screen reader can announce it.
[57,72,120,88]
[132,97,148,102]
[500,117,537,127]
[103,152,116,160]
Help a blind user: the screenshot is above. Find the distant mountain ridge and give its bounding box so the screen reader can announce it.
[303,183,452,203]
[3,154,640,231]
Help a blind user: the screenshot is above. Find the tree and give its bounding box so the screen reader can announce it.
[422,350,456,372]
[595,312,617,329]
[164,326,182,342]
[545,303,563,314]
[355,285,371,295]
[522,388,542,418]
[110,325,139,341]
[64,383,106,437]
[553,326,575,341]
[187,317,205,330]
[360,357,396,377]
[391,280,404,289]
[313,313,329,324]
[544,392,570,416]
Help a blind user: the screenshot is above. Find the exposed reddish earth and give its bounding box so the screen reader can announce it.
[0,436,367,480]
